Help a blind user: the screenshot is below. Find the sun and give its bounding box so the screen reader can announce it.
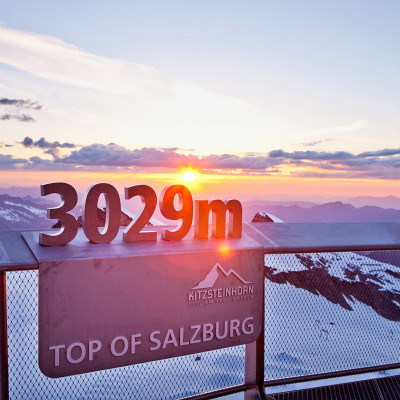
[181,170,197,183]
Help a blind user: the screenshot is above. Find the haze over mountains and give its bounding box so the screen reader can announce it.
[2,186,400,229]
[243,201,400,223]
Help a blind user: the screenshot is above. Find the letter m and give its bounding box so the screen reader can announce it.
[194,199,242,239]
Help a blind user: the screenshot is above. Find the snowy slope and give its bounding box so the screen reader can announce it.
[265,252,400,321]
[0,194,56,230]
[264,278,400,379]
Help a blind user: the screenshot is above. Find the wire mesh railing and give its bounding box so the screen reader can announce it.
[6,270,246,399]
[3,249,400,399]
[264,251,400,383]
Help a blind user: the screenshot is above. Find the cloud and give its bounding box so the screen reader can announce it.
[53,143,400,178]
[0,97,42,123]
[268,149,354,161]
[22,136,76,149]
[55,143,277,170]
[57,144,188,167]
[357,149,400,158]
[0,26,160,97]
[302,139,333,147]
[303,140,325,147]
[0,113,35,122]
[3,137,400,180]
[0,154,27,168]
[0,98,42,110]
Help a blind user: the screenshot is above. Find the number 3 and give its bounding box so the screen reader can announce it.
[39,182,78,246]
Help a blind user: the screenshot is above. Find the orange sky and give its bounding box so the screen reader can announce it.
[1,170,399,202]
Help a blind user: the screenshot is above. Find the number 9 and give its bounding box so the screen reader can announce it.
[160,185,193,241]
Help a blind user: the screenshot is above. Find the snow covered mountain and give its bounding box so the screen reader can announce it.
[252,211,283,223]
[263,250,400,381]
[0,194,56,230]
[0,194,164,230]
[265,252,400,321]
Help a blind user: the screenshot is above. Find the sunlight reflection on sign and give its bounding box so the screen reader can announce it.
[218,242,231,255]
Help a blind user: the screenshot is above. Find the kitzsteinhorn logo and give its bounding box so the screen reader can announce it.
[188,263,254,305]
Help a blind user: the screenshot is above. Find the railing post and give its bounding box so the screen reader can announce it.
[244,277,266,400]
[0,272,8,400]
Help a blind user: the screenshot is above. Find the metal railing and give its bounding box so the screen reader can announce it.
[1,224,400,399]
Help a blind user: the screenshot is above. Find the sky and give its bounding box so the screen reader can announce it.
[0,1,400,200]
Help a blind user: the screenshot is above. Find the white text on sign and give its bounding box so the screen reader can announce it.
[49,317,254,367]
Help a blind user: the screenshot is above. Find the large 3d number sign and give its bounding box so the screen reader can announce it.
[40,183,242,246]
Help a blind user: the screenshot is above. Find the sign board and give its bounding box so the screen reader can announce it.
[24,231,264,378]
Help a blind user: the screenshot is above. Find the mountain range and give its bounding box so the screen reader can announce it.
[243,200,400,223]
[2,192,400,229]
[0,194,56,230]
[0,193,162,230]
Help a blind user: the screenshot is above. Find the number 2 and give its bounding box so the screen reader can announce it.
[123,185,157,242]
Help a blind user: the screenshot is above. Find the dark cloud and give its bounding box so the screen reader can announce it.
[1,114,35,122]
[51,144,400,177]
[22,137,33,147]
[22,136,76,149]
[24,156,79,171]
[0,98,42,110]
[0,154,27,169]
[268,149,354,161]
[0,98,42,123]
[4,138,400,180]
[55,143,277,170]
[58,144,189,167]
[357,149,400,158]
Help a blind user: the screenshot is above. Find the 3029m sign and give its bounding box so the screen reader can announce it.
[39,182,242,246]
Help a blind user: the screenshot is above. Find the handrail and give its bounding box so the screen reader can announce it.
[1,223,400,399]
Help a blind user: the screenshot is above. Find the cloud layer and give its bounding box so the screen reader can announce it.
[1,138,400,180]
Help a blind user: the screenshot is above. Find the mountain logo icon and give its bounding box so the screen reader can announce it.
[192,263,251,290]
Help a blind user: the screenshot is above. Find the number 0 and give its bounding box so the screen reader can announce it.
[83,183,121,244]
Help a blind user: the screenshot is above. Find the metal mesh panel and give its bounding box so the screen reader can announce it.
[268,379,383,400]
[264,251,400,382]
[377,375,400,399]
[6,270,245,400]
[268,375,400,400]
